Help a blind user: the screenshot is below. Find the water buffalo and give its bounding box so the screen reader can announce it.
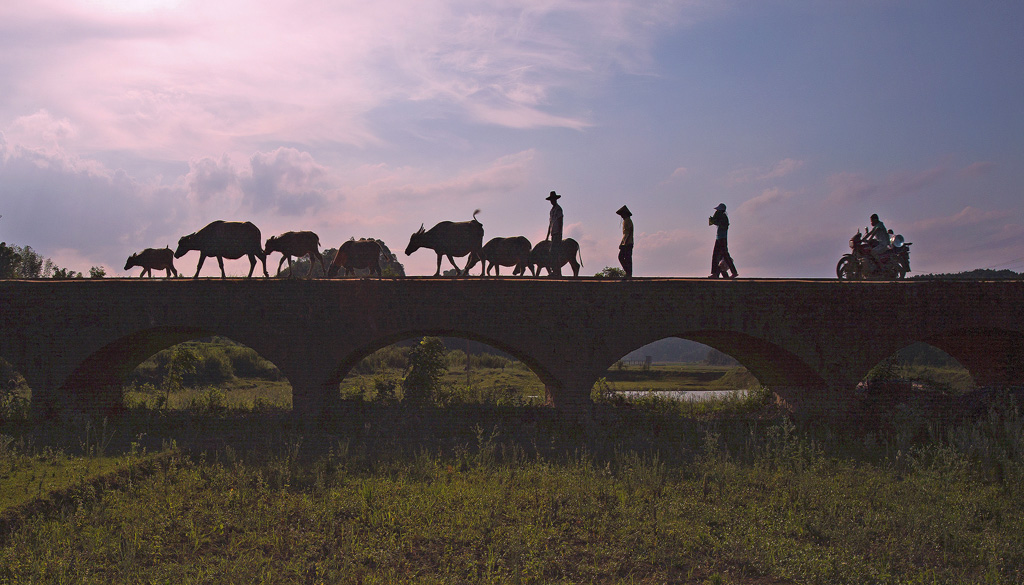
[174,220,269,278]
[529,237,583,277]
[264,231,325,278]
[124,247,178,278]
[327,239,386,278]
[464,236,531,276]
[405,210,484,276]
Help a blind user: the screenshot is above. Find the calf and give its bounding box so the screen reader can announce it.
[264,231,325,278]
[124,247,178,278]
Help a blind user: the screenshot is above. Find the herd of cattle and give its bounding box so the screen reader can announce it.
[124,212,584,278]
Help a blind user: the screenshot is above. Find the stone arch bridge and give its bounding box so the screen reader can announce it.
[1,278,1022,418]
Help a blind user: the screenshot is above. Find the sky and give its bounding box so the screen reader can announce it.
[1,0,1022,278]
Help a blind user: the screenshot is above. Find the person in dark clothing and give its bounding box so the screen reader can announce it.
[616,205,633,278]
[545,191,563,277]
[708,203,738,279]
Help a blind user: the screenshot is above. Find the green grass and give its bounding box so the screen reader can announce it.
[0,361,1020,583]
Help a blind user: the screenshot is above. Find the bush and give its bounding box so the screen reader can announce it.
[402,337,449,405]
[223,346,282,380]
[192,351,234,385]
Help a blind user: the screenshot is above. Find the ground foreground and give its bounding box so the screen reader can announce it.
[0,386,1022,584]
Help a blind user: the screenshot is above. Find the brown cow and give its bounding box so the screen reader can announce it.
[124,247,178,278]
[174,220,269,278]
[528,237,583,277]
[464,236,531,276]
[327,239,386,278]
[264,231,325,278]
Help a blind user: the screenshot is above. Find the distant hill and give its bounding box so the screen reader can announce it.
[910,269,1022,280]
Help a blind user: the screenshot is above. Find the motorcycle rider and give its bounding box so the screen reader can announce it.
[865,213,891,267]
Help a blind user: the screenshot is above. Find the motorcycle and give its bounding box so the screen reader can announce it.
[836,229,911,280]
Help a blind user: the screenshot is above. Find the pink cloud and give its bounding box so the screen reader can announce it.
[738,187,797,214]
[658,166,689,186]
[960,161,996,177]
[827,163,948,202]
[727,158,804,185]
[908,206,1008,233]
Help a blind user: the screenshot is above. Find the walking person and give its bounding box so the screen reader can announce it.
[616,205,633,278]
[708,203,738,278]
[545,191,563,277]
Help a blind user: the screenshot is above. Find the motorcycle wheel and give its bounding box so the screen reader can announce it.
[836,256,857,280]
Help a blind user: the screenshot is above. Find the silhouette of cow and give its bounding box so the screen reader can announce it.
[124,247,178,278]
[174,220,269,278]
[529,238,583,277]
[327,239,386,278]
[405,210,484,276]
[264,231,325,278]
[464,236,532,276]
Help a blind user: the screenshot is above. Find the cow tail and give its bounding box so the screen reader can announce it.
[577,244,584,268]
[472,209,481,223]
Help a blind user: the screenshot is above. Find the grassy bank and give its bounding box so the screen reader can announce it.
[0,383,1022,583]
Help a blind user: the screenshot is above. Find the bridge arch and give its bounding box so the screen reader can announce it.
[919,327,1024,388]
[601,329,826,394]
[54,325,294,414]
[323,328,562,397]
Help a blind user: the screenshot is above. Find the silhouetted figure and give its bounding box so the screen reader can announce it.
[616,205,633,278]
[865,213,891,264]
[545,191,563,277]
[708,203,738,279]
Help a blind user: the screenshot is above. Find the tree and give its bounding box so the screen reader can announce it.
[0,243,21,279]
[17,246,43,278]
[594,266,626,278]
[402,337,448,405]
[89,266,106,279]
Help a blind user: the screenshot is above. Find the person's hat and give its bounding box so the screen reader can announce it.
[616,205,631,217]
[546,191,561,201]
[714,203,727,211]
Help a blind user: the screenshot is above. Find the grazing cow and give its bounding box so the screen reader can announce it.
[174,220,269,278]
[124,247,178,278]
[464,236,532,276]
[529,237,583,277]
[327,239,386,278]
[264,231,325,278]
[405,210,484,276]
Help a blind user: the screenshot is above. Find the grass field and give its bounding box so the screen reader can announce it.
[2,353,1020,583]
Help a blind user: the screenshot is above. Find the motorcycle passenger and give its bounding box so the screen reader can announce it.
[865,213,891,266]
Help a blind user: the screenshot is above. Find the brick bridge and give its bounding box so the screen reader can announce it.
[1,279,1022,418]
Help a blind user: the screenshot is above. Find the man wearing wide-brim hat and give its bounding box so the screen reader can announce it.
[616,205,633,278]
[708,203,738,278]
[545,191,563,277]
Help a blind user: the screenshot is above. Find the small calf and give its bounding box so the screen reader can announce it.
[264,231,325,278]
[125,247,178,278]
